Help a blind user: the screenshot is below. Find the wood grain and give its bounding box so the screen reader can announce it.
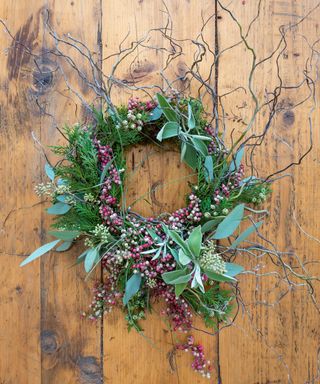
[39,2,102,383]
[218,1,320,383]
[0,1,319,383]
[0,2,44,383]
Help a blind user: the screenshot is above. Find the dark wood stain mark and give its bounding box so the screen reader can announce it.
[7,9,41,80]
[40,330,59,354]
[15,285,23,295]
[122,62,156,85]
[282,110,295,126]
[77,356,102,384]
[32,65,53,93]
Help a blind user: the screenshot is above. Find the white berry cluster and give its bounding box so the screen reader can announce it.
[199,241,226,275]
[92,224,110,243]
[116,111,144,131]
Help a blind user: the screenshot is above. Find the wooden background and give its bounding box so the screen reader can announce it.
[1,1,320,383]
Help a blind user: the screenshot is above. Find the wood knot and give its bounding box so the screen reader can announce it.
[77,356,102,384]
[40,330,58,354]
[282,110,295,126]
[32,65,54,93]
[150,180,163,207]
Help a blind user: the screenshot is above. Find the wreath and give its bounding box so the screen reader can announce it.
[22,93,270,378]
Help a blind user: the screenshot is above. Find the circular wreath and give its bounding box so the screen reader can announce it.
[22,93,270,378]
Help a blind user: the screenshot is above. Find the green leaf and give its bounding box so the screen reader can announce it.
[156,94,178,122]
[148,105,163,121]
[168,230,192,257]
[225,262,244,277]
[84,248,99,272]
[230,221,263,249]
[100,160,113,184]
[162,268,192,284]
[191,265,204,292]
[204,270,236,282]
[56,195,68,203]
[74,250,88,265]
[187,103,195,129]
[157,122,180,141]
[229,146,244,172]
[201,219,220,233]
[178,249,192,265]
[47,202,71,215]
[187,226,202,257]
[190,135,212,141]
[175,282,187,297]
[213,204,245,239]
[204,156,214,182]
[20,240,60,266]
[45,163,55,181]
[56,241,73,252]
[146,228,161,242]
[191,137,208,157]
[123,273,142,305]
[181,142,198,170]
[48,230,80,241]
[239,176,259,186]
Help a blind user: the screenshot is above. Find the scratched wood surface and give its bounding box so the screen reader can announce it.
[0,1,319,384]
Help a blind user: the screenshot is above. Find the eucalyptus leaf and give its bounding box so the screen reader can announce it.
[48,230,80,241]
[45,163,55,181]
[201,219,220,233]
[148,105,163,121]
[204,156,214,182]
[178,249,192,265]
[190,135,212,141]
[20,240,60,266]
[230,221,263,249]
[229,146,244,172]
[156,94,178,122]
[146,228,161,242]
[175,282,188,297]
[47,202,71,215]
[213,204,245,239]
[191,265,204,292]
[191,137,208,157]
[56,195,68,203]
[225,262,244,277]
[204,270,236,282]
[162,268,192,284]
[239,176,260,186]
[157,122,180,141]
[168,230,192,257]
[84,248,99,272]
[181,142,198,170]
[123,273,142,305]
[56,241,73,252]
[187,103,195,129]
[75,250,88,265]
[187,226,202,257]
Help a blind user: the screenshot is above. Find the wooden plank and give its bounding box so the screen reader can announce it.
[217,1,320,382]
[0,2,45,383]
[35,2,102,383]
[102,1,220,383]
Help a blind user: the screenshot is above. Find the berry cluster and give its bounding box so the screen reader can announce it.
[176,336,212,379]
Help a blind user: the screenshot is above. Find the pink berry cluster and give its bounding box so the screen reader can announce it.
[159,288,193,331]
[213,164,245,205]
[84,281,121,320]
[128,97,156,112]
[167,193,202,230]
[176,336,212,379]
[95,140,123,230]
